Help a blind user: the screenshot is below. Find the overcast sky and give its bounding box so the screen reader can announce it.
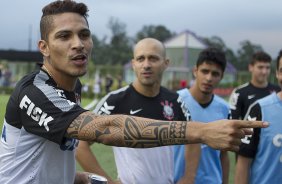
[0,0,281,57]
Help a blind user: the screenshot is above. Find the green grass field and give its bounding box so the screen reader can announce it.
[0,94,236,183]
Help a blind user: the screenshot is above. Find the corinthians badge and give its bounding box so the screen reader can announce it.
[161,100,174,120]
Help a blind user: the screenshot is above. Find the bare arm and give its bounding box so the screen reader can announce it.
[234,155,252,184]
[220,151,230,184]
[177,144,201,184]
[66,112,268,151]
[67,112,191,147]
[76,141,117,184]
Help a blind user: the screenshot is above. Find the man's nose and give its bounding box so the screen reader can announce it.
[72,36,84,50]
[206,73,213,81]
[143,58,152,68]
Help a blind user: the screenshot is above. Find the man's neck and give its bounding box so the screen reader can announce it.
[42,64,77,91]
[189,85,213,104]
[250,79,268,88]
[132,82,160,97]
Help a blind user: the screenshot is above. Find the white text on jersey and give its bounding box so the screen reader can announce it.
[19,95,53,131]
[98,102,115,115]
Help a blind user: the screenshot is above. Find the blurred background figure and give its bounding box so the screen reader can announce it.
[105,74,113,93]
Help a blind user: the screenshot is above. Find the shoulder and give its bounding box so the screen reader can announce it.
[177,88,189,97]
[213,95,230,114]
[229,83,250,108]
[93,85,129,113]
[10,70,44,97]
[257,93,277,107]
[229,82,250,100]
[268,83,281,92]
[98,85,129,101]
[232,82,250,93]
[160,86,179,99]
[214,95,229,107]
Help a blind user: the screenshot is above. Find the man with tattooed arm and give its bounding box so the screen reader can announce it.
[0,1,268,184]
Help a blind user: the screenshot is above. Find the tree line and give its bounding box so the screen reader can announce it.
[92,17,268,71]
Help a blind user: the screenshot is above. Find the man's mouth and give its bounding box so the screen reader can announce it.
[142,72,153,77]
[71,54,88,66]
[72,54,87,60]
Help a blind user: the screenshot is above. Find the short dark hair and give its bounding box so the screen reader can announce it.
[276,50,282,70]
[250,51,272,65]
[197,48,226,72]
[40,0,89,41]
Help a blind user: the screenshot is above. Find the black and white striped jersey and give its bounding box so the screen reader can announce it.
[229,82,280,120]
[0,69,86,184]
[95,84,189,121]
[93,84,190,184]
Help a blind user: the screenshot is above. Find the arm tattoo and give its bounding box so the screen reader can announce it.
[66,112,188,148]
[123,117,188,147]
[67,112,94,138]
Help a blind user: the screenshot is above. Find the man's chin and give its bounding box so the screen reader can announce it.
[201,90,213,95]
[71,71,87,78]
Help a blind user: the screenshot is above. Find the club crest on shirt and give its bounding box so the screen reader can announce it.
[161,100,174,120]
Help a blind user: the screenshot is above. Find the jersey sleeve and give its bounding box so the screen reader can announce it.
[17,84,87,145]
[238,102,262,158]
[229,88,243,119]
[93,93,117,115]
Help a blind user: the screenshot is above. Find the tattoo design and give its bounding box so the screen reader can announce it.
[123,117,188,148]
[67,113,188,148]
[67,112,94,138]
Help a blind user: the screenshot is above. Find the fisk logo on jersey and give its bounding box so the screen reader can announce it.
[19,95,53,131]
[97,102,115,115]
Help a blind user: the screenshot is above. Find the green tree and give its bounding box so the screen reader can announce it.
[201,36,237,68]
[91,34,110,65]
[237,40,264,70]
[135,25,175,42]
[107,17,132,65]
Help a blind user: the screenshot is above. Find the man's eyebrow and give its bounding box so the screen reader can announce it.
[54,30,71,35]
[80,28,91,33]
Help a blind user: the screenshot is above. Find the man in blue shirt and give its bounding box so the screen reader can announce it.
[235,50,282,184]
[174,48,230,184]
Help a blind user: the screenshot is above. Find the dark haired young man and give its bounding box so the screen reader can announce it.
[174,48,230,184]
[229,51,280,120]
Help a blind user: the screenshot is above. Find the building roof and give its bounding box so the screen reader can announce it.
[0,50,42,62]
[164,30,207,49]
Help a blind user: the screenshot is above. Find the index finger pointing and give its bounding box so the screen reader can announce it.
[235,121,269,128]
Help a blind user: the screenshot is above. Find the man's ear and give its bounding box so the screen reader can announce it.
[38,40,50,57]
[164,58,170,70]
